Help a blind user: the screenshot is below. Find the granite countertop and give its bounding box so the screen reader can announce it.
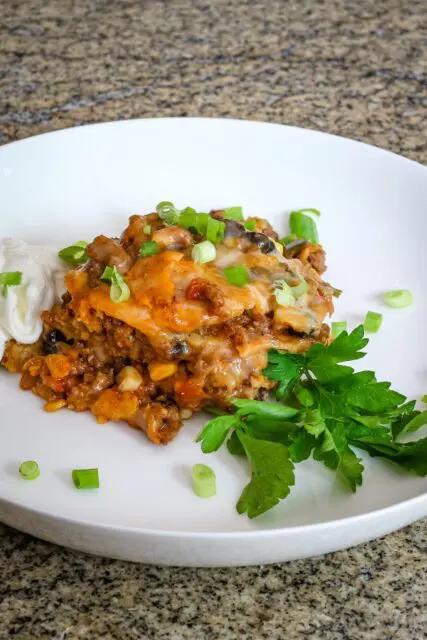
[1,0,427,638]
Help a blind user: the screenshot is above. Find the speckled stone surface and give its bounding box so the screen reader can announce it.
[1,0,427,638]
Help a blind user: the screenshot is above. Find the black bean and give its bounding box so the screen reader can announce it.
[223,219,245,238]
[170,341,189,358]
[245,231,276,254]
[43,329,72,355]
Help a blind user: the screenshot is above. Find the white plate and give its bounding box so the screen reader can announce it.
[0,118,426,566]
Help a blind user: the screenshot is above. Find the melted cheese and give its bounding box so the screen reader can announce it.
[66,245,332,346]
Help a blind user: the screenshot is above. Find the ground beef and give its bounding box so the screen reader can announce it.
[297,243,327,274]
[186,278,225,312]
[130,402,182,445]
[2,207,334,446]
[86,259,104,288]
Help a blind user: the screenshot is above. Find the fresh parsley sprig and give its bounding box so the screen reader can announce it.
[196,326,427,519]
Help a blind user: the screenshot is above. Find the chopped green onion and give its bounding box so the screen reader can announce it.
[72,468,100,490]
[422,395,427,404]
[331,321,347,338]
[181,206,197,217]
[195,213,209,235]
[223,265,250,287]
[156,201,180,224]
[384,289,413,309]
[273,279,295,306]
[139,241,160,258]
[179,209,198,231]
[332,287,343,298]
[0,271,22,287]
[191,463,216,498]
[280,234,298,246]
[101,265,116,281]
[110,283,129,303]
[19,460,40,480]
[245,220,256,231]
[101,265,130,304]
[364,311,383,333]
[179,211,210,236]
[177,208,225,242]
[223,206,243,221]
[143,224,152,235]
[58,242,88,266]
[206,216,225,244]
[192,240,216,264]
[293,208,321,217]
[291,276,308,298]
[289,211,319,244]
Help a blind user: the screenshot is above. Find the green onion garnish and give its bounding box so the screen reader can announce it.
[179,209,198,230]
[280,234,297,246]
[139,241,160,258]
[223,265,250,287]
[191,463,216,498]
[179,210,210,236]
[196,213,209,235]
[19,460,40,480]
[143,224,152,235]
[289,211,319,244]
[206,216,225,244]
[223,206,243,221]
[58,241,88,266]
[422,395,427,404]
[0,271,22,287]
[293,208,321,217]
[0,271,23,297]
[384,289,413,309]
[101,265,130,304]
[291,276,308,298]
[156,201,180,224]
[72,468,100,490]
[181,206,197,217]
[331,321,347,338]
[245,220,256,231]
[364,311,383,333]
[273,279,294,306]
[192,240,216,264]
[171,206,225,243]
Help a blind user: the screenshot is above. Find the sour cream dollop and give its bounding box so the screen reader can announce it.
[0,239,68,360]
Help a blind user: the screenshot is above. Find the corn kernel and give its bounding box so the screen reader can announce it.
[44,399,67,413]
[148,362,178,381]
[116,366,143,392]
[45,354,72,379]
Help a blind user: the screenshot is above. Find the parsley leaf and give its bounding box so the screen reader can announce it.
[393,410,427,438]
[195,415,241,453]
[226,431,246,456]
[263,351,304,397]
[313,423,364,490]
[307,325,368,363]
[302,409,327,437]
[195,325,427,520]
[350,434,427,476]
[244,419,297,446]
[288,429,317,462]
[236,432,295,519]
[232,399,300,422]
